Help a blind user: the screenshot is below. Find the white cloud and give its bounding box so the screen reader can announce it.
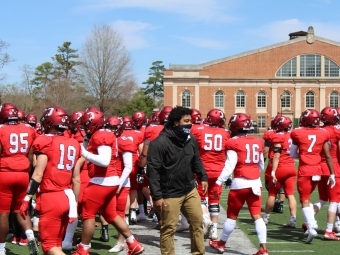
[111,20,156,50]
[248,19,340,43]
[177,36,229,49]
[76,0,235,22]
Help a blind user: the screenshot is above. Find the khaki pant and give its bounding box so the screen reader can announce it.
[160,188,205,255]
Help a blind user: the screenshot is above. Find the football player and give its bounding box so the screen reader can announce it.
[0,103,37,255]
[191,108,230,239]
[290,109,335,243]
[210,113,268,255]
[20,106,80,255]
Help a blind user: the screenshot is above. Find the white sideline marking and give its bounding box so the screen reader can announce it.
[247,228,282,231]
[266,242,299,244]
[269,251,314,253]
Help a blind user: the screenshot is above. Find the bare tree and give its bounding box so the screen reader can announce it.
[79,24,137,113]
[0,40,13,82]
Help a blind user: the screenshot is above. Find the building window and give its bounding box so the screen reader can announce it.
[258,116,265,128]
[325,58,340,77]
[276,57,297,77]
[181,90,191,108]
[300,55,321,77]
[236,90,245,107]
[214,90,224,108]
[305,91,315,108]
[257,91,266,108]
[280,91,291,108]
[330,91,339,107]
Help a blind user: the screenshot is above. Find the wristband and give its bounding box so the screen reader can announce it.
[27,178,41,195]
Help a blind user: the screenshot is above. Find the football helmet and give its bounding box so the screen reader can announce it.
[132,111,146,128]
[191,109,202,124]
[26,113,38,127]
[40,107,69,133]
[159,106,173,124]
[69,110,85,133]
[270,113,282,129]
[122,116,134,130]
[320,107,338,125]
[151,110,160,125]
[0,103,19,123]
[228,113,252,135]
[300,109,320,127]
[81,108,105,136]
[206,109,226,127]
[106,115,123,136]
[275,116,292,132]
[17,110,26,123]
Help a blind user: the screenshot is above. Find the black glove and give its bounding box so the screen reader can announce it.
[224,178,232,188]
[137,174,144,184]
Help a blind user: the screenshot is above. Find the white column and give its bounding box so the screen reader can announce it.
[172,85,177,106]
[320,85,325,110]
[295,86,301,116]
[271,85,278,116]
[194,85,199,109]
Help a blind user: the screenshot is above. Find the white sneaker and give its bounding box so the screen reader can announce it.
[263,217,269,225]
[176,222,190,232]
[209,227,218,240]
[130,210,137,225]
[152,214,158,222]
[203,220,214,239]
[108,242,125,253]
[62,241,73,250]
[283,221,296,228]
[136,214,147,222]
[306,228,318,243]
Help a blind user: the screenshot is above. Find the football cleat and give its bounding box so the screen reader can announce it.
[253,249,269,255]
[19,238,28,246]
[306,228,318,243]
[27,237,39,255]
[209,239,225,254]
[283,221,296,228]
[210,227,218,240]
[72,244,90,255]
[203,220,214,239]
[11,236,20,244]
[176,222,190,232]
[324,231,340,240]
[272,200,284,213]
[108,242,125,253]
[99,228,109,242]
[126,239,144,255]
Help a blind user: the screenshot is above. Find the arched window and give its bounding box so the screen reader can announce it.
[325,58,340,77]
[257,91,266,108]
[330,91,339,107]
[236,91,245,107]
[276,57,297,77]
[214,90,224,108]
[181,90,191,108]
[280,91,291,108]
[300,55,321,77]
[305,91,315,108]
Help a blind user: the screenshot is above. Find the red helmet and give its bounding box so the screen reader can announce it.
[274,116,292,132]
[26,113,38,127]
[85,106,100,112]
[206,109,226,127]
[69,110,85,133]
[81,108,105,136]
[320,107,338,125]
[105,115,123,136]
[151,110,160,125]
[191,109,202,124]
[132,111,146,128]
[159,106,173,124]
[18,110,26,122]
[40,107,69,133]
[300,109,320,127]
[228,113,252,135]
[270,113,282,129]
[0,103,19,123]
[122,116,134,130]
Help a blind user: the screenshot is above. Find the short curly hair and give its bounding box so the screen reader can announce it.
[167,106,192,126]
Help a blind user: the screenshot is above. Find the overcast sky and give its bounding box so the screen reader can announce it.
[1,0,339,86]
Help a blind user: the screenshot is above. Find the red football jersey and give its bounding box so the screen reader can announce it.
[191,125,230,178]
[64,129,86,144]
[117,129,144,176]
[226,136,264,180]
[32,134,80,192]
[0,123,37,172]
[144,124,164,142]
[87,129,118,178]
[271,131,295,168]
[320,125,340,162]
[291,127,330,166]
[136,125,146,138]
[263,129,276,159]
[190,123,205,133]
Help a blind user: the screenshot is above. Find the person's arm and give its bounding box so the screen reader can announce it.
[81,145,111,167]
[271,143,282,183]
[118,152,133,190]
[138,140,150,168]
[146,141,163,201]
[72,157,85,201]
[216,150,237,185]
[263,139,271,159]
[324,141,335,188]
[290,143,299,158]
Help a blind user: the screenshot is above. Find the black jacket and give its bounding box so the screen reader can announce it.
[146,124,208,201]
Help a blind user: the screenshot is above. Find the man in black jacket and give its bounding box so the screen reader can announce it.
[147,106,208,255]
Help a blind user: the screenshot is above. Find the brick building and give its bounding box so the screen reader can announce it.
[163,26,340,131]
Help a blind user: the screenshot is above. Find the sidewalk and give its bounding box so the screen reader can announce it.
[129,207,257,255]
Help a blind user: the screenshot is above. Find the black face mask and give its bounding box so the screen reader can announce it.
[173,124,192,139]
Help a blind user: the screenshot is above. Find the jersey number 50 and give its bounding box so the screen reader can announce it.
[204,134,223,151]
